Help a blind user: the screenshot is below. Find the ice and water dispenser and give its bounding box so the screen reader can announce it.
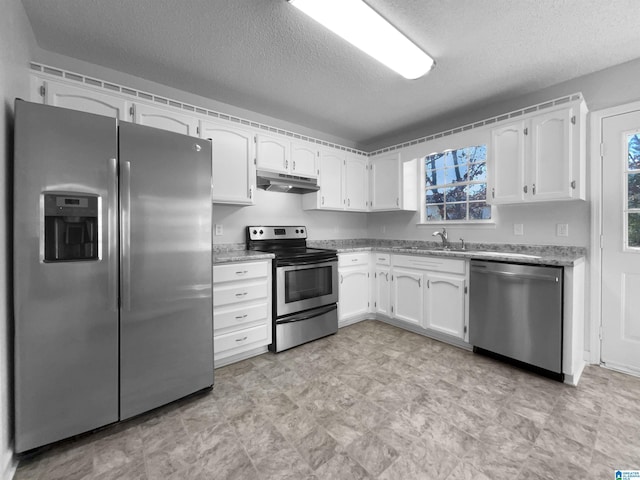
[43,193,99,262]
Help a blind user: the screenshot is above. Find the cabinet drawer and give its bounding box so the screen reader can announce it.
[214,324,269,354]
[214,302,268,331]
[393,254,466,274]
[374,253,390,265]
[213,281,268,307]
[214,261,269,283]
[339,252,369,267]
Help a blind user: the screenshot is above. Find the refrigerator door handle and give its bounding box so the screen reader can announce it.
[108,157,119,311]
[121,160,132,311]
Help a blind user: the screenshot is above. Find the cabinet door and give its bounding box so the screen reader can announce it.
[374,267,391,316]
[291,142,318,177]
[344,155,369,211]
[200,120,255,205]
[338,267,370,323]
[529,108,573,201]
[133,103,199,136]
[256,134,289,174]
[318,149,344,209]
[370,153,401,210]
[489,121,526,204]
[43,80,128,120]
[392,268,423,326]
[425,272,466,338]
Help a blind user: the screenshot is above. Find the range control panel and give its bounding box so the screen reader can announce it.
[247,226,307,241]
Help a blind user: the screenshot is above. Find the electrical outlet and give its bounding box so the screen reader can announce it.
[514,223,524,236]
[556,223,569,237]
[215,224,223,236]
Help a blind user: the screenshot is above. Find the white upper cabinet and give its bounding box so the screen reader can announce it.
[344,154,369,211]
[132,103,199,137]
[488,102,586,204]
[489,121,526,203]
[371,153,400,210]
[370,153,417,211]
[39,80,129,120]
[303,148,344,210]
[255,133,290,174]
[290,141,318,178]
[200,120,255,205]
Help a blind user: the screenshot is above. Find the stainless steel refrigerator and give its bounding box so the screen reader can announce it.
[13,100,214,453]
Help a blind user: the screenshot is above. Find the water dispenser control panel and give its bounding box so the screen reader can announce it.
[44,193,99,262]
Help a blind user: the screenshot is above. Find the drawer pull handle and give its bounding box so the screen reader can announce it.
[235,336,248,342]
[235,292,248,297]
[352,258,358,262]
[235,314,248,319]
[235,270,248,275]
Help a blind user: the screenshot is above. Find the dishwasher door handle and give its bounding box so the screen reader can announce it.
[471,268,559,282]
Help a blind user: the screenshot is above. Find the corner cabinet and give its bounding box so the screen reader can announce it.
[337,253,371,326]
[373,254,391,317]
[488,101,587,204]
[200,120,255,205]
[370,153,418,211]
[303,148,344,210]
[344,153,369,211]
[213,260,272,367]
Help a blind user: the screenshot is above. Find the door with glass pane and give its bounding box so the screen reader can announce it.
[601,110,640,374]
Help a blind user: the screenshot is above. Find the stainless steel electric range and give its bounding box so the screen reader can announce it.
[246,226,338,352]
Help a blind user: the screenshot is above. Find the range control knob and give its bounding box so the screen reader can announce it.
[259,229,264,235]
[295,229,299,233]
[252,229,257,235]
[300,229,304,234]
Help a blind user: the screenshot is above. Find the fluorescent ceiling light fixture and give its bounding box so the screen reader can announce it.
[288,0,434,80]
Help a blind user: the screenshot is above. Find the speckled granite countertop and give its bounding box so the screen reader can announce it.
[213,246,274,264]
[212,240,586,266]
[308,239,586,267]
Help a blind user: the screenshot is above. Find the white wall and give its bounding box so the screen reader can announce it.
[0,0,36,478]
[214,189,368,244]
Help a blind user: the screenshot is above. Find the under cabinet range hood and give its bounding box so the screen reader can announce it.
[256,170,320,194]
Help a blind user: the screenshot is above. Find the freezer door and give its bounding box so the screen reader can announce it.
[119,122,213,419]
[13,100,119,452]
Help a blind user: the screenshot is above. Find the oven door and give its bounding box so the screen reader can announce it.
[276,259,338,317]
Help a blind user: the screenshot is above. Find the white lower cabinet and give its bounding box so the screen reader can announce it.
[391,267,424,326]
[389,254,468,341]
[425,272,467,339]
[338,253,370,326]
[213,260,271,365]
[373,253,391,317]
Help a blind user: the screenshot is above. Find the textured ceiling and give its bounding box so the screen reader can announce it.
[20,0,640,149]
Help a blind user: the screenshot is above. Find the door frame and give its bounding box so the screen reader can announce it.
[589,99,640,365]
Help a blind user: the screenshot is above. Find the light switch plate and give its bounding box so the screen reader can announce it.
[215,224,223,236]
[557,223,569,237]
[514,223,524,236]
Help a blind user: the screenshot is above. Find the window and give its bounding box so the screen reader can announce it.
[424,145,490,222]
[627,133,640,247]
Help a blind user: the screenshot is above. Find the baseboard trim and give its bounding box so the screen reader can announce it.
[214,346,269,368]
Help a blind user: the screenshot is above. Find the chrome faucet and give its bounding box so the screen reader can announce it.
[432,228,449,248]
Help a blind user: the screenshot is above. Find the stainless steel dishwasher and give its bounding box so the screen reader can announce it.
[469,260,563,380]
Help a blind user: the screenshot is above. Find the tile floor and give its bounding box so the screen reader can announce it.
[14,320,640,480]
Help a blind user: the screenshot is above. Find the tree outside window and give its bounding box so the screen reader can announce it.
[424,145,490,222]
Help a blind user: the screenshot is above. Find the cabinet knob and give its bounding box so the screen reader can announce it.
[523,185,528,194]
[532,183,536,195]
[491,188,495,199]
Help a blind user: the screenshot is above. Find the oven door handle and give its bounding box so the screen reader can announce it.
[277,258,337,268]
[276,304,337,324]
